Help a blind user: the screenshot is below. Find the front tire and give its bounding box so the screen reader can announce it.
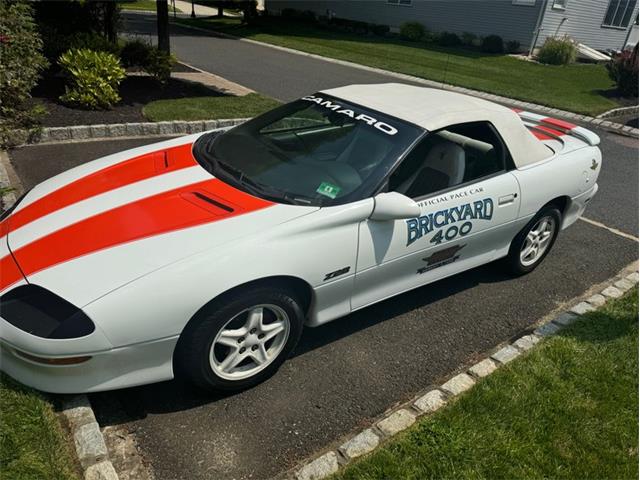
[506,206,561,276]
[174,287,304,392]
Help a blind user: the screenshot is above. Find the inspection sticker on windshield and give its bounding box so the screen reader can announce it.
[316,182,341,199]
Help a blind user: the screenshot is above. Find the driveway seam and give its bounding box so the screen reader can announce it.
[579,216,639,242]
[284,261,639,480]
[170,20,639,139]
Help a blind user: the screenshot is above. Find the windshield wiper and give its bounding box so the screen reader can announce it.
[214,159,312,206]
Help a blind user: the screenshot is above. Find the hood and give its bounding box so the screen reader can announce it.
[0,137,315,306]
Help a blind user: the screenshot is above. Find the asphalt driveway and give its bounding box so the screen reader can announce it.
[8,126,638,480]
[6,12,637,479]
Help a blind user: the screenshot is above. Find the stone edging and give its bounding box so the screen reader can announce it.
[0,150,20,211]
[286,264,639,480]
[20,118,249,145]
[173,20,639,139]
[61,395,119,480]
[596,105,639,119]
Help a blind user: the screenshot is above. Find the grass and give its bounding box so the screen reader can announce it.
[175,17,621,116]
[0,374,80,480]
[333,286,639,480]
[119,0,181,12]
[142,92,282,121]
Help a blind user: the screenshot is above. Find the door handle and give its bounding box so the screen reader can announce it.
[498,194,517,206]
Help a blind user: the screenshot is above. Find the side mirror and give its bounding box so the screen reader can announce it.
[370,192,421,221]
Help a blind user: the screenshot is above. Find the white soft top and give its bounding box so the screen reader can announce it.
[320,83,551,168]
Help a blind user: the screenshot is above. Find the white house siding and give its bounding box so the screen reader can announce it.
[267,0,544,47]
[537,0,639,51]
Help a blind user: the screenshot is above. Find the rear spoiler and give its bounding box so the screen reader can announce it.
[513,109,600,147]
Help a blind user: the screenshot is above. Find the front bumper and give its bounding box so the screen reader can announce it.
[0,316,178,393]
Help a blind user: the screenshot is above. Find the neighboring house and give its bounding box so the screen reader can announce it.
[266,0,639,52]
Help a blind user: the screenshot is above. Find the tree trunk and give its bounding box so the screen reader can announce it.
[104,1,118,44]
[156,0,170,53]
[217,5,223,17]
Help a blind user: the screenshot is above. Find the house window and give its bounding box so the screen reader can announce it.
[552,0,568,10]
[512,0,536,6]
[387,0,412,5]
[603,0,638,28]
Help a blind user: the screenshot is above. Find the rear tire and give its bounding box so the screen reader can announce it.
[505,206,561,276]
[174,287,304,392]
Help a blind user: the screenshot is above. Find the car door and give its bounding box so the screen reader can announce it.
[352,121,522,310]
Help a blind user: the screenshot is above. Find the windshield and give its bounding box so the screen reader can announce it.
[193,94,423,206]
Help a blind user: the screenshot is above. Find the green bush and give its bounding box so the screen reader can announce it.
[0,0,48,147]
[438,32,462,47]
[58,48,126,109]
[371,24,390,36]
[506,40,521,53]
[537,36,576,65]
[400,21,426,41]
[144,48,176,84]
[35,1,120,62]
[481,34,504,53]
[120,38,151,67]
[461,31,477,46]
[606,44,638,97]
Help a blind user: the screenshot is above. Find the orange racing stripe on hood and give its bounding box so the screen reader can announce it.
[6,143,197,234]
[8,179,273,285]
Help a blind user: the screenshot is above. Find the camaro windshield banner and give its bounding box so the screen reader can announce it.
[301,95,399,136]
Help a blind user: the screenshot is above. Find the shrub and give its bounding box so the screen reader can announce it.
[58,48,126,109]
[506,40,521,53]
[120,38,151,68]
[606,44,639,97]
[371,24,390,36]
[400,21,425,41]
[461,31,477,46]
[144,48,176,84]
[35,1,120,61]
[537,36,576,65]
[328,17,369,33]
[280,8,316,22]
[481,34,504,53]
[0,0,48,147]
[438,31,462,47]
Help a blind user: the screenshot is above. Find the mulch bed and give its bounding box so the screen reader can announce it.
[30,64,223,127]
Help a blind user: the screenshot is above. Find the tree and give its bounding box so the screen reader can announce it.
[156,0,170,53]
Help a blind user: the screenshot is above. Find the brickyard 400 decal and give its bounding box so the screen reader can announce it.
[406,198,494,246]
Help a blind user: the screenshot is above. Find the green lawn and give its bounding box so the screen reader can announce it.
[0,374,80,480]
[175,17,620,116]
[143,92,281,121]
[119,0,181,12]
[334,286,639,480]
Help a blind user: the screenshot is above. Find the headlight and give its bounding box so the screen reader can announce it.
[0,285,95,339]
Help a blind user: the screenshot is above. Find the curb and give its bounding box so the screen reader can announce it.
[0,150,21,211]
[596,105,639,119]
[171,20,639,139]
[61,395,119,480]
[16,118,249,146]
[286,263,639,480]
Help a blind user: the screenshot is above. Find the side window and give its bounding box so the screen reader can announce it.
[389,121,508,199]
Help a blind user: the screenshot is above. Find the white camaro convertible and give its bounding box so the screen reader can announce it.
[0,84,601,393]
